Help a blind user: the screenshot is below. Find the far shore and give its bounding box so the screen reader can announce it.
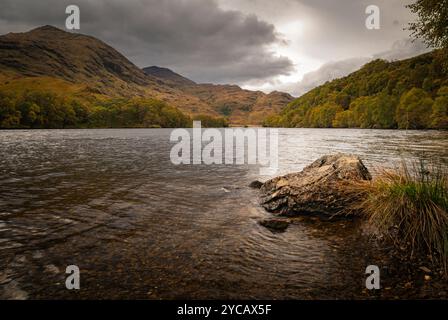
[0,126,447,131]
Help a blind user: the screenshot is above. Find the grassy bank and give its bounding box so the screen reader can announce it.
[352,160,448,273]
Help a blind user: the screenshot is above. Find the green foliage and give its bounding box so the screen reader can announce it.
[430,86,448,129]
[407,0,448,49]
[192,114,229,128]
[333,110,356,128]
[306,103,343,128]
[0,92,21,128]
[350,96,376,128]
[271,50,448,129]
[262,114,282,127]
[396,88,433,129]
[218,105,232,117]
[0,90,198,129]
[81,98,191,128]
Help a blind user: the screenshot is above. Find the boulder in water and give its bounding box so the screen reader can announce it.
[260,154,371,217]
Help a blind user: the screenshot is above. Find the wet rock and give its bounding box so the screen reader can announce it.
[0,270,12,285]
[32,250,44,259]
[260,154,371,217]
[259,218,291,231]
[44,264,60,274]
[249,180,263,189]
[1,280,28,300]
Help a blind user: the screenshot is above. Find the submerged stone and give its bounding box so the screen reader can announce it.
[259,218,291,231]
[249,180,263,189]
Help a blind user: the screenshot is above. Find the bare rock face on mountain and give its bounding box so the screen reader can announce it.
[260,154,372,217]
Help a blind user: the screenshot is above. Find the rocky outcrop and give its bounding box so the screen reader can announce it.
[260,154,371,217]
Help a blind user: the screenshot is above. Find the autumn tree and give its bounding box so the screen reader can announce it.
[333,110,356,128]
[430,86,448,129]
[396,88,434,129]
[372,93,398,129]
[0,92,20,128]
[306,103,343,128]
[408,0,448,49]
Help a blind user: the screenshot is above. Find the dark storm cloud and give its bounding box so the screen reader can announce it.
[221,0,420,60]
[0,0,294,83]
[217,0,427,94]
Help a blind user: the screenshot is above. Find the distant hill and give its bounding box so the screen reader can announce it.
[0,25,293,128]
[264,49,448,129]
[144,66,294,126]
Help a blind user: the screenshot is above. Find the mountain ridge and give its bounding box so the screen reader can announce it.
[0,25,293,125]
[143,66,197,87]
[143,65,294,125]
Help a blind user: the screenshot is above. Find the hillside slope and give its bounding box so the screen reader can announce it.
[0,26,292,127]
[144,66,294,125]
[143,66,196,87]
[0,26,217,116]
[265,49,448,129]
[0,26,151,95]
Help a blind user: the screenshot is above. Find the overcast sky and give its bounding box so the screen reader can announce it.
[0,0,429,95]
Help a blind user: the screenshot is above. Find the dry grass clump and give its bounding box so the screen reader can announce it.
[351,160,448,271]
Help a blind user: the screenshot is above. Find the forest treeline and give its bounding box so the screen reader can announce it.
[264,49,448,129]
[0,90,228,129]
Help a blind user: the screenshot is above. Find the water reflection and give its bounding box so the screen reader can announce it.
[0,129,447,299]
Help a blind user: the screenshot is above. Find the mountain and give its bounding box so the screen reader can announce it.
[0,25,293,127]
[143,66,196,87]
[264,49,448,129]
[144,66,294,126]
[0,25,215,114]
[0,25,151,95]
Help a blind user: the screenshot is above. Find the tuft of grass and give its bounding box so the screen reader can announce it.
[352,160,448,271]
